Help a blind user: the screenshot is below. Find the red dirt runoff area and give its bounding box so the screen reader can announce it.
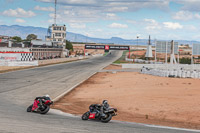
[53,71,200,129]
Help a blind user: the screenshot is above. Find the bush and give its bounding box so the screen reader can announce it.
[66,40,73,51]
[179,57,191,64]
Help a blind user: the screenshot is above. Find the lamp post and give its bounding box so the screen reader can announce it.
[136,36,139,58]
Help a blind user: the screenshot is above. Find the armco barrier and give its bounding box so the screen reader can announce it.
[122,64,164,69]
[122,64,200,71]
[140,67,200,79]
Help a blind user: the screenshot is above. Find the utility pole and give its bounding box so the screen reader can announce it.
[54,0,57,25]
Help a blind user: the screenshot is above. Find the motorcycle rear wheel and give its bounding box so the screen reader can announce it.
[27,104,33,112]
[101,114,112,123]
[82,111,90,120]
[40,106,50,114]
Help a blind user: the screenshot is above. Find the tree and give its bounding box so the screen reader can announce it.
[26,34,37,41]
[180,57,191,64]
[66,40,73,51]
[12,36,22,42]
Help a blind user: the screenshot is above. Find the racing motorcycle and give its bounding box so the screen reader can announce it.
[82,104,117,123]
[27,96,53,114]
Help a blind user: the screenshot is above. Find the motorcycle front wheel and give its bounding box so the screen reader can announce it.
[82,111,90,120]
[100,114,112,123]
[40,106,50,114]
[27,104,33,112]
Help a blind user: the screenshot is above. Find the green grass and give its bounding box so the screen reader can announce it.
[104,52,109,56]
[113,50,131,64]
[113,60,129,64]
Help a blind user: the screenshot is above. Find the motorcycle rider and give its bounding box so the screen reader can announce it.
[35,94,51,110]
[100,100,109,117]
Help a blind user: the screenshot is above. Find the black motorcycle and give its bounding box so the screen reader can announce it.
[27,98,53,114]
[82,104,117,123]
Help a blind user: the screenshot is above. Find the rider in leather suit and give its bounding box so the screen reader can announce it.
[100,100,109,117]
[35,95,51,110]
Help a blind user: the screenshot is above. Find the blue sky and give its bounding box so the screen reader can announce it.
[1,0,200,41]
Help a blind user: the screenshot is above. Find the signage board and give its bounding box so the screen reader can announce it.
[192,43,200,55]
[156,41,178,54]
[105,45,109,50]
[0,52,33,61]
[109,46,129,50]
[85,45,105,49]
[85,45,129,50]
[0,53,21,61]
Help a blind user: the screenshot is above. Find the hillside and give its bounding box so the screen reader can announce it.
[0,25,199,45]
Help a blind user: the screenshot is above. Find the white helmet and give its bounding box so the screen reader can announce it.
[45,94,50,97]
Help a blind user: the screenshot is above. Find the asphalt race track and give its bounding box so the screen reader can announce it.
[0,51,199,133]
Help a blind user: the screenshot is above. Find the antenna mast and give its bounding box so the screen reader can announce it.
[54,0,57,25]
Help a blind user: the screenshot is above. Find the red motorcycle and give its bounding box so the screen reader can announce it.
[27,96,53,114]
[82,104,117,123]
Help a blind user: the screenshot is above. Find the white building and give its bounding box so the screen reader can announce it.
[46,24,66,48]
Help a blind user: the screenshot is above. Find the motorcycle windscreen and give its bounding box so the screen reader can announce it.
[32,100,39,111]
[89,113,96,119]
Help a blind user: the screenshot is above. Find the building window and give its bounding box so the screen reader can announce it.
[55,33,61,36]
[53,27,62,31]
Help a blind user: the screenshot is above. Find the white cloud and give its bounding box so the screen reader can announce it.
[172,10,200,21]
[69,23,86,29]
[64,11,70,15]
[35,0,97,5]
[106,13,118,20]
[194,14,200,19]
[96,29,103,32]
[49,13,61,18]
[35,0,170,13]
[48,19,54,23]
[175,0,200,12]
[47,6,102,23]
[15,18,26,23]
[35,0,52,2]
[2,8,36,18]
[35,0,170,25]
[108,23,128,28]
[144,19,161,30]
[107,7,129,12]
[172,11,193,21]
[34,6,54,12]
[163,22,183,30]
[106,13,116,17]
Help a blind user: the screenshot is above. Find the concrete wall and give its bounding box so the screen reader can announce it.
[0,60,38,66]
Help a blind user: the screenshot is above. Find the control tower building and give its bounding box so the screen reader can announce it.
[46,24,66,48]
[45,0,66,48]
